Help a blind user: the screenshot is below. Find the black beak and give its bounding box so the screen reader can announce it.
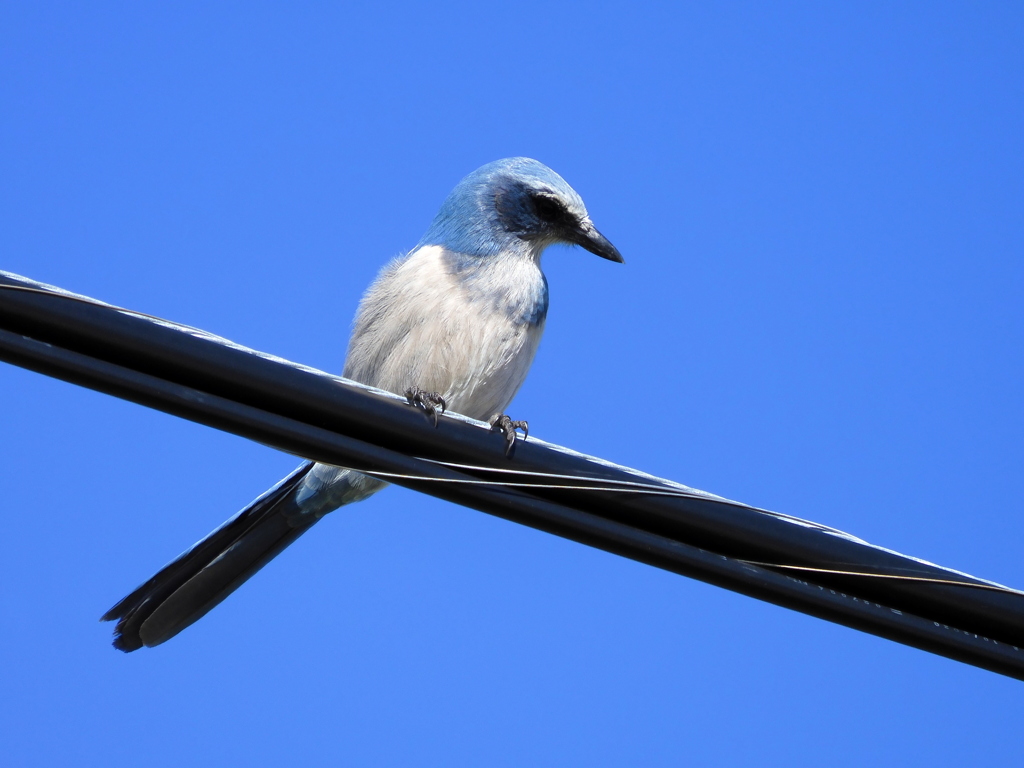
[572,220,624,263]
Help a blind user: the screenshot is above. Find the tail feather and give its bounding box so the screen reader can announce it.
[102,463,318,651]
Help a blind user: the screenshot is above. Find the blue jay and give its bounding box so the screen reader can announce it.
[102,157,623,651]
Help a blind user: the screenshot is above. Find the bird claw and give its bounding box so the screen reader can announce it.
[490,414,528,456]
[405,387,447,427]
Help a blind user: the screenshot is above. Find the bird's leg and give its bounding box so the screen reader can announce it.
[490,414,529,456]
[404,387,447,427]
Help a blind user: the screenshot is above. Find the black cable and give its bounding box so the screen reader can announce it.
[2,270,1023,680]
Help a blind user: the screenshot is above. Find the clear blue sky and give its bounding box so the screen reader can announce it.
[2,3,1023,765]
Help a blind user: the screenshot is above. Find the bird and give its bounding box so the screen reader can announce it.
[101,157,623,651]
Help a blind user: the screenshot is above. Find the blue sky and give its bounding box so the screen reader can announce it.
[2,3,1023,765]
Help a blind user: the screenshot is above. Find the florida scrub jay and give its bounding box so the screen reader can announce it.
[103,157,623,651]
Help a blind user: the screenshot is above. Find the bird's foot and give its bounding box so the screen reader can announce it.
[490,414,528,456]
[405,387,447,427]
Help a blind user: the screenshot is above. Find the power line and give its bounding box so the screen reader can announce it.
[2,269,1023,680]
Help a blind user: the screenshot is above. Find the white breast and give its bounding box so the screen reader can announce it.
[342,245,546,421]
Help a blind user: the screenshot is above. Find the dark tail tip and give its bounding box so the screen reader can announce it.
[102,463,316,651]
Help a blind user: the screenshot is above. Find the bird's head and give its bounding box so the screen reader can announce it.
[419,158,623,263]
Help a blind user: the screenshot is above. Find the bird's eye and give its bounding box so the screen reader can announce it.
[532,195,566,224]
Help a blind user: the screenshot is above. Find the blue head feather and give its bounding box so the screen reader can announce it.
[417,158,594,259]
